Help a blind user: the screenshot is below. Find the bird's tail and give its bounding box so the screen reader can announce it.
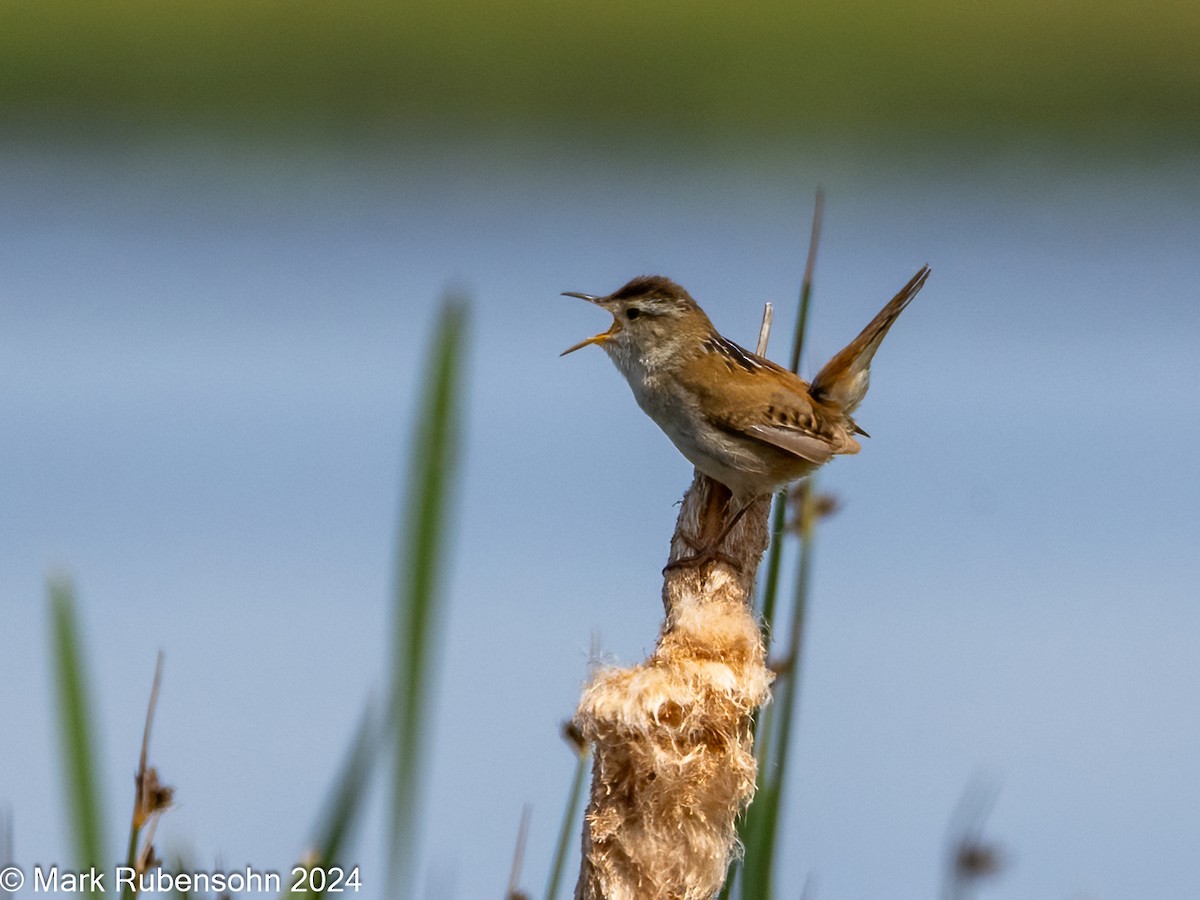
[811,265,931,415]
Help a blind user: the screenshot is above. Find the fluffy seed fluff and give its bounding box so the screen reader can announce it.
[574,476,773,900]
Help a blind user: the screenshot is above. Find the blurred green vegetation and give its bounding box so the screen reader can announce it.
[2,0,1197,141]
[49,579,107,893]
[45,299,468,899]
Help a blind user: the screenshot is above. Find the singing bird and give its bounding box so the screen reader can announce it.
[562,266,930,559]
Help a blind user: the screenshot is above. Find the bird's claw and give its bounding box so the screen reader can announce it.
[663,531,743,573]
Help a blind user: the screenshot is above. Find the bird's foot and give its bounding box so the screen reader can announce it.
[662,496,756,574]
[663,544,743,573]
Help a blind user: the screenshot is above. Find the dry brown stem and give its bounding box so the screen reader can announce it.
[574,475,773,900]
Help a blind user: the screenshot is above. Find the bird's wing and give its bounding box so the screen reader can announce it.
[741,423,834,465]
[693,337,860,464]
[707,378,847,465]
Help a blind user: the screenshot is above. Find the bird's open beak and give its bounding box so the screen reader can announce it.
[560,325,617,356]
[561,291,618,356]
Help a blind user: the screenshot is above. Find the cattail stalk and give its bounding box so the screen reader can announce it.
[573,475,773,900]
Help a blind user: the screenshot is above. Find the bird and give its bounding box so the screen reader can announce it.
[561,266,930,564]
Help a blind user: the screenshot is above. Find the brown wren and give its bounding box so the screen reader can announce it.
[562,266,930,562]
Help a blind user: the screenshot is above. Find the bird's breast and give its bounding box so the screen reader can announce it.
[624,370,780,497]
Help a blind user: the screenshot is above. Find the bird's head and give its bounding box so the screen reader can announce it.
[561,275,711,370]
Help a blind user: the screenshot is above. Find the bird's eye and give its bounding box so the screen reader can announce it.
[626,308,641,320]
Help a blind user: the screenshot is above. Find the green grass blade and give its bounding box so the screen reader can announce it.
[726,489,787,900]
[756,494,789,634]
[757,190,822,630]
[48,577,107,892]
[170,855,194,900]
[544,744,590,900]
[282,702,380,900]
[736,195,825,899]
[758,189,822,639]
[388,297,469,889]
[741,482,819,900]
[737,776,780,900]
[314,703,380,871]
[772,482,819,782]
[787,190,823,376]
[121,820,140,900]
